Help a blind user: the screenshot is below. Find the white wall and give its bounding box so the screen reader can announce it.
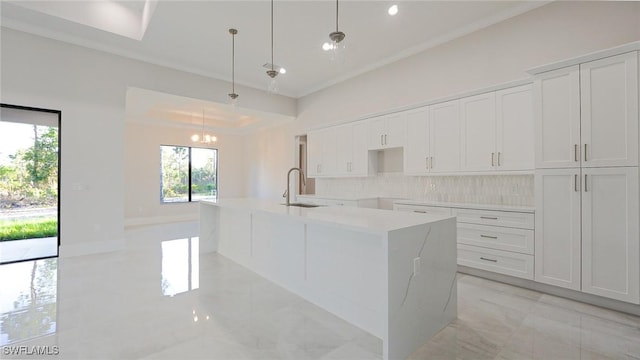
[124,122,246,226]
[1,28,296,256]
[244,122,296,200]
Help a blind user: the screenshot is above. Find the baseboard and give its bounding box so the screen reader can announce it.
[124,214,198,228]
[59,238,125,258]
[458,265,640,316]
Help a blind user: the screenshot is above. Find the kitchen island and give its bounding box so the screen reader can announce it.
[200,198,457,360]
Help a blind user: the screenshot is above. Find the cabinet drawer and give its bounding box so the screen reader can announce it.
[458,244,534,280]
[393,204,452,216]
[325,199,358,207]
[454,208,534,229]
[457,223,534,255]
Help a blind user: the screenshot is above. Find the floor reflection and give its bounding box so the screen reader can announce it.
[0,258,57,345]
[161,237,199,297]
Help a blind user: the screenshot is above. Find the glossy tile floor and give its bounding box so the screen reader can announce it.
[1,222,639,359]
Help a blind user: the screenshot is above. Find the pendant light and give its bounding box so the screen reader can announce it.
[192,110,217,144]
[328,0,346,60]
[228,28,239,107]
[266,0,278,93]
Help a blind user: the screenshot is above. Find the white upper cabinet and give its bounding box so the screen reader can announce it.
[335,124,353,176]
[581,166,639,303]
[535,51,639,169]
[459,85,534,173]
[580,52,638,168]
[496,84,534,171]
[307,128,336,177]
[404,107,430,175]
[429,99,461,173]
[368,114,406,150]
[534,66,581,169]
[308,122,369,178]
[460,92,496,172]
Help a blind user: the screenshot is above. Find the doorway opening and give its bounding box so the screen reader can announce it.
[0,104,61,264]
[296,135,314,195]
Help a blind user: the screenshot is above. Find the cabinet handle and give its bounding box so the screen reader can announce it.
[480,216,498,220]
[425,157,429,170]
[497,152,501,166]
[380,135,384,146]
[584,174,588,192]
[574,174,579,192]
[584,144,587,162]
[384,134,388,145]
[480,257,498,263]
[491,153,495,167]
[430,157,433,169]
[574,144,579,162]
[480,234,498,239]
[413,210,427,213]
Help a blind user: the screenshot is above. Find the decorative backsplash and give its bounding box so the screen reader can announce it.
[315,173,534,207]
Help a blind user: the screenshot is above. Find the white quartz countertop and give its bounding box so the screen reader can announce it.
[296,194,378,201]
[393,199,535,213]
[201,198,452,235]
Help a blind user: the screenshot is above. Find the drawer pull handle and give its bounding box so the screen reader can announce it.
[480,235,498,239]
[480,257,498,263]
[480,216,498,220]
[413,210,427,213]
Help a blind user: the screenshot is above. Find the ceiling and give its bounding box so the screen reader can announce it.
[1,0,548,99]
[125,87,295,134]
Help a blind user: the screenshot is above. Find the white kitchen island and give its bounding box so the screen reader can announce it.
[200,198,457,360]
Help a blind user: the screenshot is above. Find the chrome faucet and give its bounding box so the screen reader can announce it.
[285,167,306,206]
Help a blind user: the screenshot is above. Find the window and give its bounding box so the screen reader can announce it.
[160,145,217,203]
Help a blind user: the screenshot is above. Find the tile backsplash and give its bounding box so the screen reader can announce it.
[315,173,534,206]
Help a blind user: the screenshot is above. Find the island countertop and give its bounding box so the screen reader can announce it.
[201,198,453,235]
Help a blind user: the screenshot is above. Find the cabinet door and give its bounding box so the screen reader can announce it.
[534,66,581,169]
[335,124,353,176]
[404,107,430,175]
[350,122,369,176]
[460,92,496,172]
[534,168,581,291]
[582,167,639,303]
[321,128,337,175]
[580,52,638,168]
[429,99,461,173]
[385,113,406,148]
[367,116,387,150]
[496,84,534,171]
[307,131,322,177]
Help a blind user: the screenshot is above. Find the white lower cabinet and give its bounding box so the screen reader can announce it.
[454,207,535,280]
[393,202,535,280]
[535,167,640,303]
[458,244,534,280]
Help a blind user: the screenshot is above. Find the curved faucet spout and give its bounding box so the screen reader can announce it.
[286,167,306,206]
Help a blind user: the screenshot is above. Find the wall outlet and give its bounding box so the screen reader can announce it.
[429,183,436,191]
[511,183,519,194]
[413,257,421,276]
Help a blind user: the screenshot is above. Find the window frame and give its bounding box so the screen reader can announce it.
[160,144,218,204]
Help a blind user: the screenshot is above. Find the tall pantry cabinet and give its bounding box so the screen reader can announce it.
[533,51,639,304]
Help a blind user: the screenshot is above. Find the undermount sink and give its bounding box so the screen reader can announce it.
[283,203,323,208]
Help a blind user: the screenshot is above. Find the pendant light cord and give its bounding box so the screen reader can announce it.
[271,0,274,72]
[335,0,339,32]
[231,31,235,94]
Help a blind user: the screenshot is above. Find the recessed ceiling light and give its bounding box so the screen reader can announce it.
[388,4,398,16]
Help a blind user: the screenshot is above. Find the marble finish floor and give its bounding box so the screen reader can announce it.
[0,222,639,359]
